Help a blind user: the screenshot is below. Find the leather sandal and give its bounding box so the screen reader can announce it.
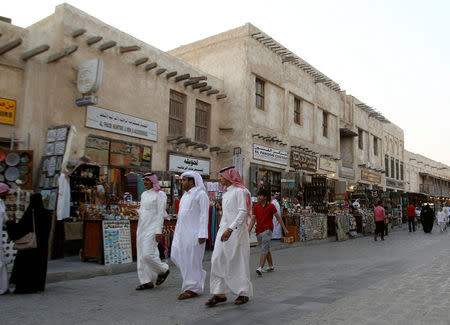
[156,270,170,286]
[136,283,154,290]
[178,290,199,300]
[234,296,249,305]
[205,295,227,307]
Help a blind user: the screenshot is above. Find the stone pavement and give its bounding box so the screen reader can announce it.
[2,226,450,325]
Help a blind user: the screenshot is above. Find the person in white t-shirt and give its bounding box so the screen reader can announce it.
[436,206,447,232]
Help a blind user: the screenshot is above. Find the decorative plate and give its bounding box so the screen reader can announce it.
[5,153,20,166]
[5,167,19,181]
[20,152,31,163]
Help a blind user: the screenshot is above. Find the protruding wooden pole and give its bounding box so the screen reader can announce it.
[199,86,212,92]
[166,71,177,79]
[0,38,22,55]
[216,94,227,100]
[192,82,207,89]
[207,89,219,96]
[72,29,87,38]
[86,36,103,45]
[47,45,78,63]
[156,68,167,75]
[120,45,141,53]
[99,41,117,51]
[145,62,157,70]
[174,74,190,82]
[135,57,149,66]
[20,44,50,61]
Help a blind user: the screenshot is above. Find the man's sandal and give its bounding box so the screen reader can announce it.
[156,270,170,285]
[178,290,199,300]
[234,296,249,305]
[205,295,227,307]
[136,283,154,290]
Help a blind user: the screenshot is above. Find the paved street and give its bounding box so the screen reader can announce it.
[2,227,450,325]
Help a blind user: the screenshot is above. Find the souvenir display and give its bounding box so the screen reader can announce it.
[5,152,20,166]
[102,220,132,265]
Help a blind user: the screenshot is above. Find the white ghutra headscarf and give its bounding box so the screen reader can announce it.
[180,171,206,194]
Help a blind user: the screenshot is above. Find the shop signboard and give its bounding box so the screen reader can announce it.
[169,154,210,176]
[386,179,405,189]
[253,144,288,166]
[319,157,337,173]
[361,169,381,184]
[339,166,355,179]
[290,150,317,172]
[0,97,16,125]
[86,106,157,141]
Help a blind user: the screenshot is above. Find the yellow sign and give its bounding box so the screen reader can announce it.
[0,97,16,125]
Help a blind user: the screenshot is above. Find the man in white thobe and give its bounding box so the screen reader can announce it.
[0,183,10,295]
[271,192,282,239]
[171,171,209,300]
[206,167,253,307]
[135,173,169,290]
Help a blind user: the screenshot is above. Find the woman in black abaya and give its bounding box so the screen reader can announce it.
[6,193,51,293]
[421,204,434,233]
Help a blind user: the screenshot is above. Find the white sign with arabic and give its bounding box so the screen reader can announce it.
[169,154,210,175]
[86,106,157,141]
[253,144,288,166]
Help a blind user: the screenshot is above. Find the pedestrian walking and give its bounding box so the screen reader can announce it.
[436,206,447,233]
[0,183,10,295]
[6,193,51,294]
[171,171,209,300]
[415,206,421,229]
[421,204,434,233]
[206,167,253,307]
[374,200,387,241]
[443,203,450,226]
[271,192,283,240]
[248,189,289,276]
[407,203,416,232]
[135,173,169,290]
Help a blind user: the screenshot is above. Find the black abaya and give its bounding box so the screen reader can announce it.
[6,194,51,293]
[421,206,434,233]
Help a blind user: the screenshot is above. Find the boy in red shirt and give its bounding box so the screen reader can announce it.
[249,189,289,276]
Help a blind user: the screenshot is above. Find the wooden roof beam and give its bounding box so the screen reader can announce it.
[156,68,167,75]
[216,94,227,100]
[135,57,149,66]
[72,29,87,38]
[20,44,50,61]
[174,73,190,82]
[166,71,177,79]
[120,45,141,53]
[145,62,157,70]
[184,79,200,87]
[192,82,207,89]
[99,41,116,51]
[199,86,212,92]
[207,89,219,96]
[0,38,22,55]
[47,45,78,63]
[86,36,103,46]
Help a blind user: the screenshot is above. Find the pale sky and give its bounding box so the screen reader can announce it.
[3,0,450,165]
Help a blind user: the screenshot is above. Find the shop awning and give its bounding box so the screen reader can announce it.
[340,128,358,137]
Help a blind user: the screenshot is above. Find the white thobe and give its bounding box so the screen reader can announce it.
[271,199,282,239]
[210,185,253,297]
[57,173,71,221]
[171,188,209,293]
[0,199,8,294]
[137,189,169,285]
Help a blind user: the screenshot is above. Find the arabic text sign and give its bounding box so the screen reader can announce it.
[361,169,381,184]
[169,154,210,175]
[253,144,288,166]
[0,97,16,125]
[290,150,317,172]
[319,157,337,173]
[86,106,157,141]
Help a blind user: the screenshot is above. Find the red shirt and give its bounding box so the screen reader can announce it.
[252,202,277,235]
[407,205,415,217]
[374,205,386,222]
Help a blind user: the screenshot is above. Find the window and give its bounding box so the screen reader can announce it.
[373,136,378,156]
[294,97,301,125]
[169,90,186,136]
[255,78,265,110]
[322,111,328,137]
[396,160,399,180]
[195,100,210,144]
[358,129,363,150]
[385,155,389,177]
[400,162,404,181]
[391,158,395,179]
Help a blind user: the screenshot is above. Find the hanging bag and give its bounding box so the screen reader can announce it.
[13,210,37,250]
